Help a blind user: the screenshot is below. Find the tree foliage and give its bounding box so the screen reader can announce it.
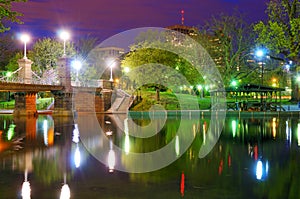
[122,30,204,95]
[5,51,22,72]
[0,33,18,70]
[28,37,75,76]
[0,0,26,32]
[254,0,300,63]
[254,0,300,100]
[74,34,99,60]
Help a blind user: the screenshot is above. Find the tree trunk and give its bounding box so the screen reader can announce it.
[290,67,300,102]
[156,87,160,101]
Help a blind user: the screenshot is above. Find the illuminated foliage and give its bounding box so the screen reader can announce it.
[0,0,26,32]
[254,0,300,100]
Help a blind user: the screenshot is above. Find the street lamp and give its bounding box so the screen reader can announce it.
[20,34,30,59]
[230,80,238,88]
[254,48,267,85]
[107,58,116,81]
[59,30,70,56]
[124,67,130,73]
[71,60,82,86]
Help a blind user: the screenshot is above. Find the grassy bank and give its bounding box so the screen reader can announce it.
[0,91,293,111]
[0,98,53,110]
[131,91,211,111]
[130,90,294,111]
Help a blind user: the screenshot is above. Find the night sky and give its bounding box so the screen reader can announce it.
[11,0,269,42]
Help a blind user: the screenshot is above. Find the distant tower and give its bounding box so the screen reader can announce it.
[181,10,185,25]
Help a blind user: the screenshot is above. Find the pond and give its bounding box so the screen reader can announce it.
[0,112,299,199]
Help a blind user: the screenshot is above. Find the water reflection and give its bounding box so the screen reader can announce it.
[107,138,116,172]
[0,114,299,198]
[21,170,31,199]
[60,183,70,199]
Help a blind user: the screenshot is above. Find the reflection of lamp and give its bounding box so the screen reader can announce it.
[256,160,263,180]
[60,184,71,199]
[21,170,30,199]
[72,124,80,143]
[72,124,81,168]
[43,120,48,146]
[231,120,237,138]
[256,159,269,180]
[254,118,269,181]
[7,123,16,140]
[175,135,180,157]
[60,173,71,199]
[108,139,115,172]
[21,181,31,199]
[180,172,185,197]
[108,149,116,172]
[124,135,130,154]
[124,118,130,154]
[74,144,81,168]
[297,122,300,146]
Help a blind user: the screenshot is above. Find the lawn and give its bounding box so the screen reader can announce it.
[130,90,211,111]
[0,91,293,111]
[0,98,53,110]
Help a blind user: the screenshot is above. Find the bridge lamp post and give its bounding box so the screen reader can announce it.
[59,30,70,57]
[72,60,82,86]
[20,34,30,59]
[107,58,116,82]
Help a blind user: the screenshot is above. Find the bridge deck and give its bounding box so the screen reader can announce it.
[0,82,64,92]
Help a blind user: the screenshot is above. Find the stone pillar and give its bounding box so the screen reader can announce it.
[52,57,73,116]
[99,80,114,111]
[57,57,72,92]
[95,90,104,113]
[72,88,104,113]
[13,92,37,116]
[26,115,37,141]
[18,58,33,84]
[52,90,73,116]
[102,90,113,111]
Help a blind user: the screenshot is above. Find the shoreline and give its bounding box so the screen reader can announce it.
[0,109,299,118]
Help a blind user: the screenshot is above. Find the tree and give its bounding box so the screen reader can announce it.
[74,34,99,60]
[28,37,75,76]
[198,12,257,86]
[121,30,204,101]
[0,33,18,70]
[0,0,26,32]
[5,51,22,74]
[254,0,300,100]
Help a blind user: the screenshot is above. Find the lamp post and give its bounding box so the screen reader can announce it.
[20,34,30,59]
[107,58,116,81]
[72,60,82,86]
[255,48,267,85]
[59,30,70,57]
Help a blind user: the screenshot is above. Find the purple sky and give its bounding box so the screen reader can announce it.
[11,0,269,42]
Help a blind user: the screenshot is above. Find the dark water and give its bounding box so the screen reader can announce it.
[0,113,299,199]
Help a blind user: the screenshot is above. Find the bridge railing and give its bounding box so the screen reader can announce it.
[0,77,26,84]
[0,77,61,85]
[0,75,107,88]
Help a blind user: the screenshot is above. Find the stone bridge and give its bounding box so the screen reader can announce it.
[0,57,113,116]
